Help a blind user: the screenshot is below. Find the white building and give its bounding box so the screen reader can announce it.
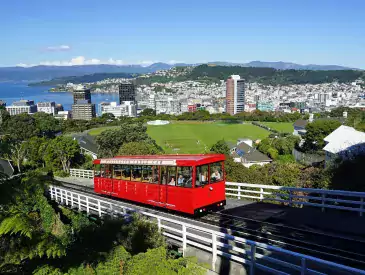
[101,101,136,118]
[155,96,180,114]
[54,111,71,120]
[323,125,365,165]
[37,102,56,115]
[6,100,37,116]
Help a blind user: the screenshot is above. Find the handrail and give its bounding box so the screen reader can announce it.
[67,169,365,216]
[225,182,365,216]
[48,185,365,275]
[70,169,94,179]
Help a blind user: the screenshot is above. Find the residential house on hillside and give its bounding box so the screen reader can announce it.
[323,125,365,165]
[228,139,272,168]
[293,119,309,136]
[72,134,98,159]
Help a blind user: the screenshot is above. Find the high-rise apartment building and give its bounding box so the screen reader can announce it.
[119,82,136,104]
[72,85,96,120]
[226,75,245,115]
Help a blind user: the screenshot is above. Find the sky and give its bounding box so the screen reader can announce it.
[1,0,365,68]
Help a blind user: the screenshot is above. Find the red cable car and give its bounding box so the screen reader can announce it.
[93,154,226,215]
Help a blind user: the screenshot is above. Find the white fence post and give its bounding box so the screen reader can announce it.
[98,200,102,217]
[86,197,89,214]
[212,233,217,272]
[238,185,241,200]
[182,224,187,257]
[70,193,74,208]
[259,188,263,201]
[250,244,256,275]
[301,258,306,275]
[157,218,161,233]
[50,187,54,200]
[321,194,326,212]
[78,194,81,211]
[60,190,64,204]
[360,198,364,217]
[289,189,293,206]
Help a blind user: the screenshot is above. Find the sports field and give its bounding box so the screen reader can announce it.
[260,122,294,133]
[88,126,120,136]
[147,122,270,154]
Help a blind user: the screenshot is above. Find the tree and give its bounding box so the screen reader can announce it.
[45,136,80,172]
[0,173,70,272]
[210,139,230,155]
[4,113,40,141]
[96,121,151,157]
[302,119,341,152]
[140,108,156,117]
[24,137,49,168]
[4,142,27,173]
[33,112,61,138]
[118,141,162,156]
[0,109,10,129]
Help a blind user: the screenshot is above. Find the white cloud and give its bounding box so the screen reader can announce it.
[44,45,71,52]
[16,56,181,67]
[167,60,184,65]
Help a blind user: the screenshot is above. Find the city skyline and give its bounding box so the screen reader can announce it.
[1,0,365,68]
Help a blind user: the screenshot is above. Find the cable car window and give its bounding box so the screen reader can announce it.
[121,165,131,181]
[100,164,105,177]
[131,166,142,181]
[160,166,167,185]
[104,164,112,178]
[94,164,101,177]
[151,166,159,184]
[167,167,176,186]
[142,165,151,183]
[210,162,223,183]
[196,165,209,187]
[177,166,193,188]
[113,164,123,179]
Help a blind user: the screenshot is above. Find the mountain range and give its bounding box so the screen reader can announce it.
[0,61,358,82]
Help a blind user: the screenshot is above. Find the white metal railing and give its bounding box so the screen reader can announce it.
[67,169,365,217]
[70,169,94,179]
[49,185,365,275]
[226,182,365,217]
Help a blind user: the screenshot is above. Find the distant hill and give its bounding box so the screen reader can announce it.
[0,61,359,82]
[243,61,356,71]
[28,72,137,86]
[207,61,356,71]
[0,63,176,82]
[189,65,365,85]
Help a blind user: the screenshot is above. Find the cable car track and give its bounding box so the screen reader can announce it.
[55,181,365,270]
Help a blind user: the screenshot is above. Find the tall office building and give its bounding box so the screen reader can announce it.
[119,82,136,104]
[72,85,96,120]
[226,75,245,115]
[73,85,91,104]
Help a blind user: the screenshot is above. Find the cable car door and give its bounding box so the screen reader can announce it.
[159,166,167,206]
[102,164,113,195]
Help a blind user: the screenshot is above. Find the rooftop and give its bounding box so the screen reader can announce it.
[323,125,365,154]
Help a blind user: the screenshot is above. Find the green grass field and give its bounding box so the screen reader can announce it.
[147,122,270,153]
[88,126,120,136]
[87,121,293,154]
[260,122,294,133]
